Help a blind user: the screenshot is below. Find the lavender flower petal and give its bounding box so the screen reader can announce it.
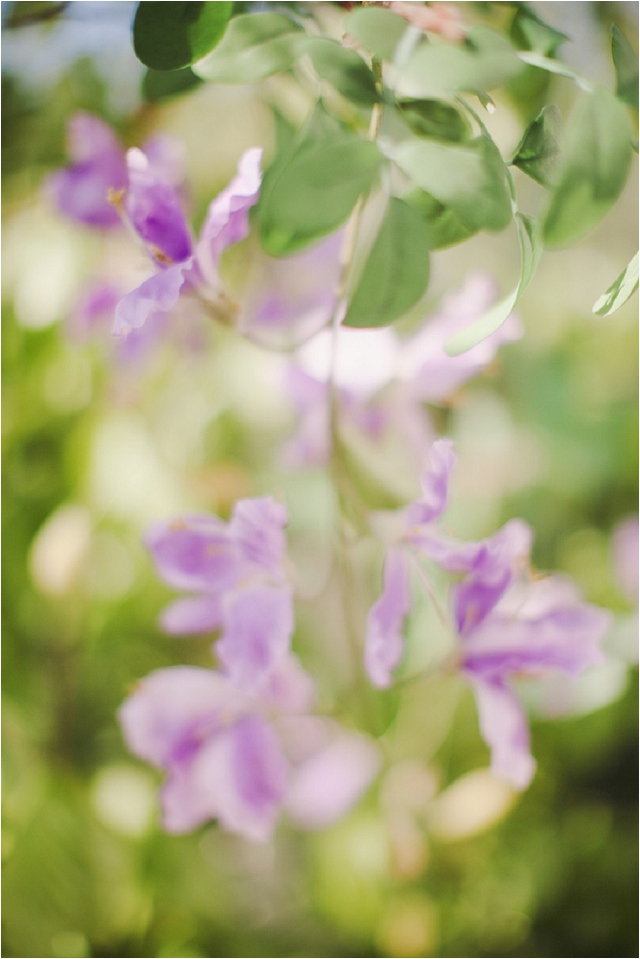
[145,514,241,594]
[118,665,241,769]
[229,495,288,580]
[257,653,316,715]
[285,729,381,829]
[125,148,193,265]
[406,438,456,528]
[195,147,262,289]
[48,112,127,228]
[217,586,294,691]
[365,548,412,688]
[462,583,610,679]
[468,676,536,789]
[240,231,342,350]
[160,595,225,635]
[113,261,191,338]
[193,714,289,842]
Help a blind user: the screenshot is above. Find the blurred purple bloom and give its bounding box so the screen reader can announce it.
[67,280,121,341]
[119,658,296,840]
[365,438,456,687]
[48,112,128,228]
[364,438,610,787]
[113,261,191,337]
[400,273,523,404]
[119,654,380,840]
[195,147,263,291]
[406,437,456,527]
[114,146,263,338]
[281,364,432,475]
[365,548,412,688]
[147,497,292,690]
[217,585,294,693]
[461,575,610,788]
[282,720,382,829]
[240,231,344,350]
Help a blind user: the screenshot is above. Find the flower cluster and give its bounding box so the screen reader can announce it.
[51,112,616,841]
[365,439,611,788]
[120,496,380,840]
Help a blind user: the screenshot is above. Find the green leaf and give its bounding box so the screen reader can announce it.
[302,37,380,106]
[343,198,431,328]
[142,66,203,101]
[193,12,302,83]
[397,98,471,142]
[257,133,383,256]
[510,6,568,57]
[403,189,478,249]
[389,135,512,232]
[515,210,543,293]
[133,2,232,71]
[593,252,639,316]
[517,51,593,92]
[611,25,639,110]
[396,26,523,98]
[511,103,562,187]
[445,212,541,355]
[343,6,408,62]
[543,86,633,248]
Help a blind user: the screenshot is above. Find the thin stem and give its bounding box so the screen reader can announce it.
[323,74,385,717]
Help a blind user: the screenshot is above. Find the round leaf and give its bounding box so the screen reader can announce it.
[258,134,383,256]
[193,13,302,84]
[390,136,512,233]
[133,2,232,71]
[543,86,633,248]
[303,37,380,107]
[343,197,430,328]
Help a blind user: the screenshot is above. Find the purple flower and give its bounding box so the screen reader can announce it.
[364,438,611,788]
[365,548,412,688]
[400,272,523,404]
[461,575,610,788]
[124,148,193,266]
[119,654,380,840]
[240,231,344,350]
[113,147,263,339]
[147,497,292,690]
[119,658,299,839]
[48,113,128,228]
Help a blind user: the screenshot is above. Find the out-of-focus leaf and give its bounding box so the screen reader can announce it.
[445,212,541,355]
[397,98,471,141]
[303,37,380,106]
[343,198,430,328]
[593,252,639,316]
[193,12,302,83]
[343,6,408,62]
[133,2,232,71]
[611,25,639,110]
[543,86,633,248]
[142,66,203,102]
[512,103,562,187]
[510,5,568,56]
[517,51,593,92]
[389,135,512,232]
[403,188,478,248]
[396,26,523,99]
[258,133,383,255]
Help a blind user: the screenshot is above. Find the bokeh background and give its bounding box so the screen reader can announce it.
[2,2,638,957]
